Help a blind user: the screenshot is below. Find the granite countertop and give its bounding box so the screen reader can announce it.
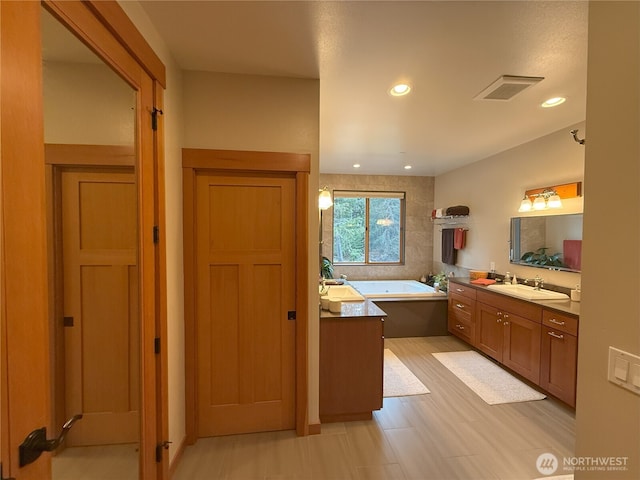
[449,277,581,317]
[320,299,387,319]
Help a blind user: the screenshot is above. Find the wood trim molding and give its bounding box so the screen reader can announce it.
[182,149,311,442]
[84,1,166,87]
[182,167,198,444]
[182,148,311,173]
[45,144,135,166]
[295,171,310,436]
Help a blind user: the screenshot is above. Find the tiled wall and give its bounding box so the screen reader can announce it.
[319,174,434,281]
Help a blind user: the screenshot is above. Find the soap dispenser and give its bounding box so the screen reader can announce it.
[504,272,512,285]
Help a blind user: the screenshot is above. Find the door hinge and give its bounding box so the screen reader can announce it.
[153,225,160,244]
[287,311,296,320]
[151,107,163,131]
[155,441,172,462]
[154,337,161,354]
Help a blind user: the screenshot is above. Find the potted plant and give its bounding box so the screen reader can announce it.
[431,272,448,292]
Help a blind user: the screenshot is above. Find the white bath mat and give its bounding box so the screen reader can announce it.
[432,350,546,405]
[384,349,430,397]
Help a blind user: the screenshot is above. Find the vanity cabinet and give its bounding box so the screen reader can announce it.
[319,315,384,423]
[540,309,578,407]
[448,281,477,345]
[476,290,542,384]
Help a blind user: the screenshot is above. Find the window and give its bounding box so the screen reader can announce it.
[332,191,405,264]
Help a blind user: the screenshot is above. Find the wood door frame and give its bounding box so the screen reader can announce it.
[182,148,310,442]
[1,2,168,478]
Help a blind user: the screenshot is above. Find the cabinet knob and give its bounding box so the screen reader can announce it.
[496,318,502,323]
[503,321,509,326]
[456,303,465,309]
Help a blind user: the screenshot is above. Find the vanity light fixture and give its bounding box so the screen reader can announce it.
[390,83,411,97]
[353,163,361,168]
[403,165,412,170]
[517,181,582,212]
[541,96,566,108]
[318,186,333,210]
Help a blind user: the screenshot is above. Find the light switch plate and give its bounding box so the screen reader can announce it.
[608,347,640,396]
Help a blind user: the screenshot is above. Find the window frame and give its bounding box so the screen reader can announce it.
[332,190,406,265]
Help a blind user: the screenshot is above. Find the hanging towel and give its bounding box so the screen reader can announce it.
[563,240,582,270]
[454,228,466,250]
[442,228,457,265]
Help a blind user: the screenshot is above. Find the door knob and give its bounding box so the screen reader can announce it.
[19,414,83,467]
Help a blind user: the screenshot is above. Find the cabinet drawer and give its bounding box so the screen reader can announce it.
[448,281,477,300]
[448,293,474,320]
[542,310,578,336]
[448,314,474,344]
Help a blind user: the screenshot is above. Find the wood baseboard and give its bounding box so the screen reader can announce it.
[169,436,187,479]
[308,422,321,435]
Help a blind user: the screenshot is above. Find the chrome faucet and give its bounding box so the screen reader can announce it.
[319,276,329,295]
[534,275,544,290]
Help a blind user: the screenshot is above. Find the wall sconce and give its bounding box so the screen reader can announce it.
[319,186,333,210]
[518,182,582,212]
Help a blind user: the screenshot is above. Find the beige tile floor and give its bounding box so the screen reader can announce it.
[172,336,575,480]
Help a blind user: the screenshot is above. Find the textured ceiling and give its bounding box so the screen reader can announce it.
[140,0,589,176]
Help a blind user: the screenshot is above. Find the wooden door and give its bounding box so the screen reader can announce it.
[60,169,139,446]
[503,313,541,384]
[476,302,504,362]
[195,172,296,437]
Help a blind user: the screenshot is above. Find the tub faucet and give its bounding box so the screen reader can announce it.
[534,275,544,290]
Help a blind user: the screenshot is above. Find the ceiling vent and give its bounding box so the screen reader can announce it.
[474,75,544,101]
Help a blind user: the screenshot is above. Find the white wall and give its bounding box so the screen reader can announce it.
[575,2,640,478]
[434,121,585,289]
[182,70,321,426]
[117,0,186,465]
[43,62,135,145]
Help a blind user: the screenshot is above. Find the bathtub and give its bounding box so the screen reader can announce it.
[348,280,446,299]
[349,280,448,338]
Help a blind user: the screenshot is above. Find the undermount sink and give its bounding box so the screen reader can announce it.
[486,283,569,301]
[320,285,365,302]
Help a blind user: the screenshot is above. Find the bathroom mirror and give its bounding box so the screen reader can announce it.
[42,6,140,479]
[510,213,583,273]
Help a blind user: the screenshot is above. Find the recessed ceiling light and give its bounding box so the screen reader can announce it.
[353,163,361,168]
[404,165,412,170]
[390,83,411,97]
[541,97,566,108]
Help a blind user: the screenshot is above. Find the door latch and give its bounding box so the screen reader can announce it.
[19,414,83,467]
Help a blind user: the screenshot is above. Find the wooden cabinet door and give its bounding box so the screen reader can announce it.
[476,302,504,362]
[503,313,541,384]
[320,317,383,422]
[540,326,577,407]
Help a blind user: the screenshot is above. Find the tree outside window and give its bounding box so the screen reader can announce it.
[332,191,405,265]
